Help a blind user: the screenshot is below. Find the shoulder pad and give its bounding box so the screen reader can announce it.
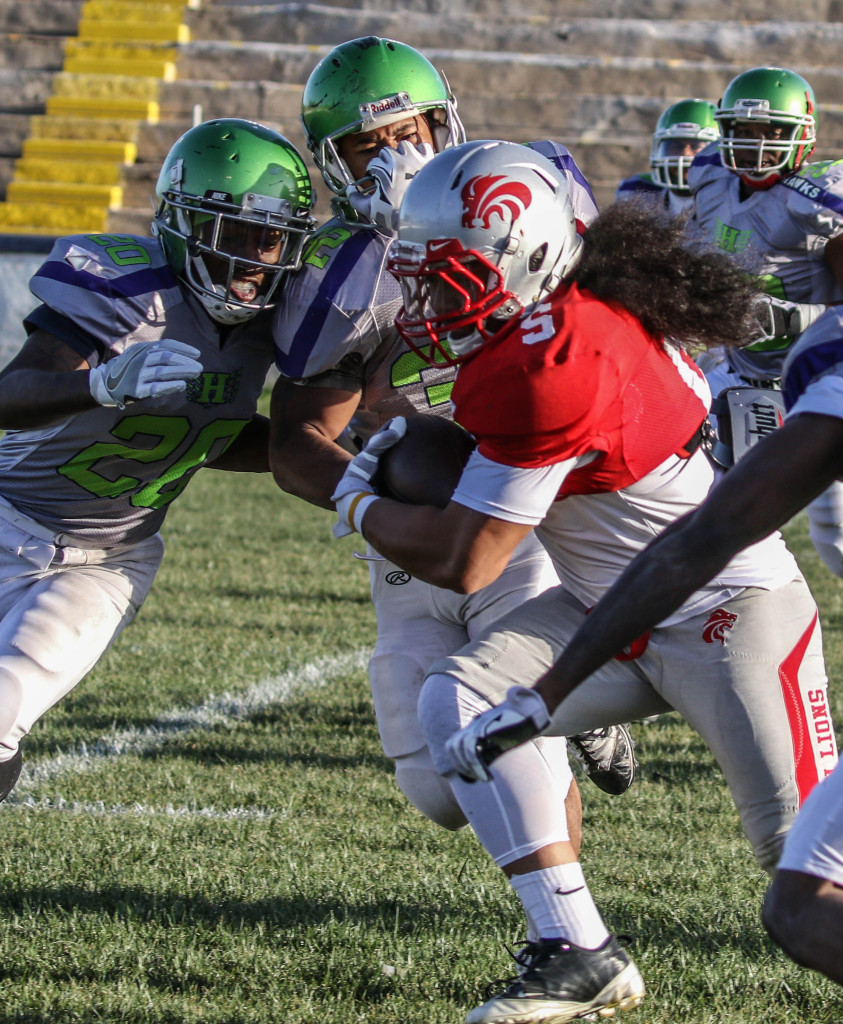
[29,234,181,352]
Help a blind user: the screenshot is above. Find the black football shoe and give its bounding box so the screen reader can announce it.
[466,935,645,1024]
[568,724,638,796]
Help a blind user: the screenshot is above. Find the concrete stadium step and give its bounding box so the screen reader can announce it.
[0,70,56,113]
[62,41,179,79]
[186,0,843,24]
[0,200,109,234]
[0,35,65,72]
[186,5,843,67]
[14,157,122,184]
[173,41,843,107]
[5,0,841,30]
[0,0,82,34]
[6,179,123,206]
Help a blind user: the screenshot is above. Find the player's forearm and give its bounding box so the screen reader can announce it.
[207,415,271,473]
[269,423,351,509]
[360,499,514,592]
[0,368,98,429]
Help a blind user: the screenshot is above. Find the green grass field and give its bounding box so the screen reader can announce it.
[2,442,843,1024]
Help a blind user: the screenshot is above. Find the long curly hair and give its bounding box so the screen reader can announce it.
[569,199,763,352]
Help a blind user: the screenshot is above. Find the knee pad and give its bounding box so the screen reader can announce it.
[0,665,23,746]
[369,653,429,759]
[418,671,493,774]
[394,748,467,831]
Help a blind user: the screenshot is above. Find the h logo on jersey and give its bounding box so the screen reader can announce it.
[702,608,738,645]
[714,218,752,255]
[187,370,241,407]
[461,174,532,229]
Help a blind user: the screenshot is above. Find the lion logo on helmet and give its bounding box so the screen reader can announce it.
[460,174,532,229]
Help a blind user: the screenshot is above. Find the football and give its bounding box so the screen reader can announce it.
[374,415,476,508]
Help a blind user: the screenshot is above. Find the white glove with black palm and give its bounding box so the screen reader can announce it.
[331,416,408,538]
[444,686,552,782]
[347,142,435,236]
[753,295,826,344]
[89,338,202,409]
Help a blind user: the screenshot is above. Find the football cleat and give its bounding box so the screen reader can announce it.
[466,936,645,1024]
[568,725,638,796]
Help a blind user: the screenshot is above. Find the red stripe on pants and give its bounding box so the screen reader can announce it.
[779,611,823,805]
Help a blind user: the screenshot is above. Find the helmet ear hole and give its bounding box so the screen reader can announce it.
[528,243,548,273]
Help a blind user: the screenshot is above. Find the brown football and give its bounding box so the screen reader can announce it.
[374,415,476,508]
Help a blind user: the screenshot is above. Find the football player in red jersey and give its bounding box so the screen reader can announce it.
[271,35,635,858]
[330,140,836,1023]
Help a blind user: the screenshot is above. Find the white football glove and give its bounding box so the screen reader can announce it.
[752,295,826,344]
[444,686,552,782]
[331,415,408,538]
[89,338,202,409]
[347,142,435,236]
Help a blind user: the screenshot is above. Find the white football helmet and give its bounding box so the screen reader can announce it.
[388,140,583,366]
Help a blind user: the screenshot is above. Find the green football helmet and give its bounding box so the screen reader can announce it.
[154,118,315,324]
[715,67,816,190]
[649,98,718,194]
[300,36,465,201]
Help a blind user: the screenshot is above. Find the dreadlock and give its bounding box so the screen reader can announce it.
[569,198,763,352]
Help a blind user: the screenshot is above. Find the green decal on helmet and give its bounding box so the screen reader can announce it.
[154,118,315,324]
[301,36,465,199]
[716,67,816,190]
[649,98,718,194]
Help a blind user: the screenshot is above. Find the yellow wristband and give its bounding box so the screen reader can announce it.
[347,491,377,533]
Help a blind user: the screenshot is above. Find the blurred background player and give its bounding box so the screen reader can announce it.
[691,66,843,574]
[445,304,843,990]
[269,37,635,848]
[615,98,718,213]
[331,139,832,1023]
[0,118,314,801]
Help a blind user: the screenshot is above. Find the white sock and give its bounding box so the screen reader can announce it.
[509,863,610,950]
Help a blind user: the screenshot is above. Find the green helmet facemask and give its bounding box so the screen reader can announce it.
[649,98,718,195]
[301,36,465,203]
[715,67,816,190]
[153,118,315,324]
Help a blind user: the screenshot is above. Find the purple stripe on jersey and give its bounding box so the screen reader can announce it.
[276,228,374,377]
[694,151,721,169]
[783,337,843,410]
[526,140,597,203]
[782,173,843,215]
[617,176,663,196]
[32,259,177,300]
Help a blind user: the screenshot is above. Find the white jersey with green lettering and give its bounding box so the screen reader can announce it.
[690,146,843,306]
[0,233,274,546]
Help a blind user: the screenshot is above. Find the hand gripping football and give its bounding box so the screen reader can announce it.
[373,415,476,509]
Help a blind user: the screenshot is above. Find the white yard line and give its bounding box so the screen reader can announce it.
[4,647,370,814]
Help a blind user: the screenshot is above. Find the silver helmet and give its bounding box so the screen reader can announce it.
[388,139,582,365]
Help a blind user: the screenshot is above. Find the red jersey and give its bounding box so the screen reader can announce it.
[451,282,709,495]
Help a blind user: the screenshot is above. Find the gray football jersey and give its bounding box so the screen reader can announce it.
[690,147,843,305]
[0,233,274,546]
[273,219,457,442]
